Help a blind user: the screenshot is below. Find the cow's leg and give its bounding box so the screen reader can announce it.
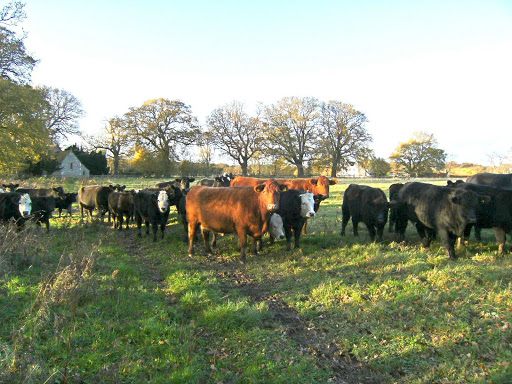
[250,237,259,255]
[211,233,218,248]
[388,210,396,233]
[474,225,482,242]
[202,228,213,255]
[463,224,472,245]
[45,217,50,232]
[493,227,506,254]
[152,222,158,242]
[416,223,431,248]
[284,225,293,251]
[352,218,359,237]
[366,224,376,242]
[376,224,384,243]
[237,230,248,263]
[118,214,124,231]
[136,214,143,237]
[145,220,150,235]
[293,224,301,248]
[188,221,198,256]
[341,209,350,236]
[438,229,457,259]
[160,221,166,239]
[301,221,308,235]
[125,213,130,230]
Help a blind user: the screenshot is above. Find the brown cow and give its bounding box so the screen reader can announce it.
[186,179,287,263]
[231,175,337,199]
[231,175,337,234]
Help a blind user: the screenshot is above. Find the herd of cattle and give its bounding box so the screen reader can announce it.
[1,172,512,263]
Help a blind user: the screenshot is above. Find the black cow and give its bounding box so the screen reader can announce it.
[273,189,316,250]
[455,183,512,254]
[108,190,136,230]
[155,177,195,191]
[467,173,512,188]
[199,176,231,187]
[55,193,77,217]
[30,196,56,232]
[16,187,66,200]
[134,189,174,241]
[341,184,390,242]
[78,185,116,221]
[2,183,19,192]
[0,192,32,228]
[446,180,465,187]
[388,183,404,233]
[395,182,490,259]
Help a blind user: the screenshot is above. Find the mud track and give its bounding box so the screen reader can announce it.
[212,263,386,384]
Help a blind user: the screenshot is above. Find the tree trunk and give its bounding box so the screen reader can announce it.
[241,161,248,176]
[296,163,305,177]
[112,155,120,175]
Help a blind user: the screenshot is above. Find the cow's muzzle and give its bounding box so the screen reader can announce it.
[267,204,278,212]
[22,211,31,218]
[307,211,315,218]
[467,215,478,224]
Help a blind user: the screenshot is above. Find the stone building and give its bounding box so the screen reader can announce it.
[51,150,90,178]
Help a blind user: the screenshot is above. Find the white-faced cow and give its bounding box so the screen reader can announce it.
[134,189,172,241]
[0,192,32,228]
[270,190,316,250]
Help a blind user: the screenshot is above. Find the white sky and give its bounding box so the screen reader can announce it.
[21,0,512,165]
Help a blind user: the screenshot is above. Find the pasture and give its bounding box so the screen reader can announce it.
[1,177,512,383]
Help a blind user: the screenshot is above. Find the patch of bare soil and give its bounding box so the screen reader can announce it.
[213,264,388,384]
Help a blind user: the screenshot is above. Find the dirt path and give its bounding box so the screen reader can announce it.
[212,264,386,384]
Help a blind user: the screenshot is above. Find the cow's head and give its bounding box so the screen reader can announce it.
[450,189,490,224]
[268,213,285,240]
[17,193,32,218]
[254,179,287,212]
[156,190,170,213]
[2,183,19,192]
[308,176,337,200]
[176,177,195,190]
[52,186,66,198]
[114,184,126,192]
[371,196,390,225]
[214,176,231,187]
[299,192,316,218]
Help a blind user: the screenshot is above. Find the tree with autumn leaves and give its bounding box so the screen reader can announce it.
[390,131,447,177]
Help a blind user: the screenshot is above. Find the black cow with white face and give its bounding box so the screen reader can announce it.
[341,184,390,242]
[395,182,490,259]
[0,192,32,228]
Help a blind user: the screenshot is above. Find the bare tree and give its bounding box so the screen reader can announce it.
[317,101,372,177]
[38,86,85,143]
[88,116,132,175]
[206,101,263,176]
[263,97,321,177]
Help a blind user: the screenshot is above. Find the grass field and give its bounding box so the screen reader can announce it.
[1,177,512,383]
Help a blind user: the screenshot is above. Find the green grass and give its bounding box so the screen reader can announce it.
[1,177,512,383]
